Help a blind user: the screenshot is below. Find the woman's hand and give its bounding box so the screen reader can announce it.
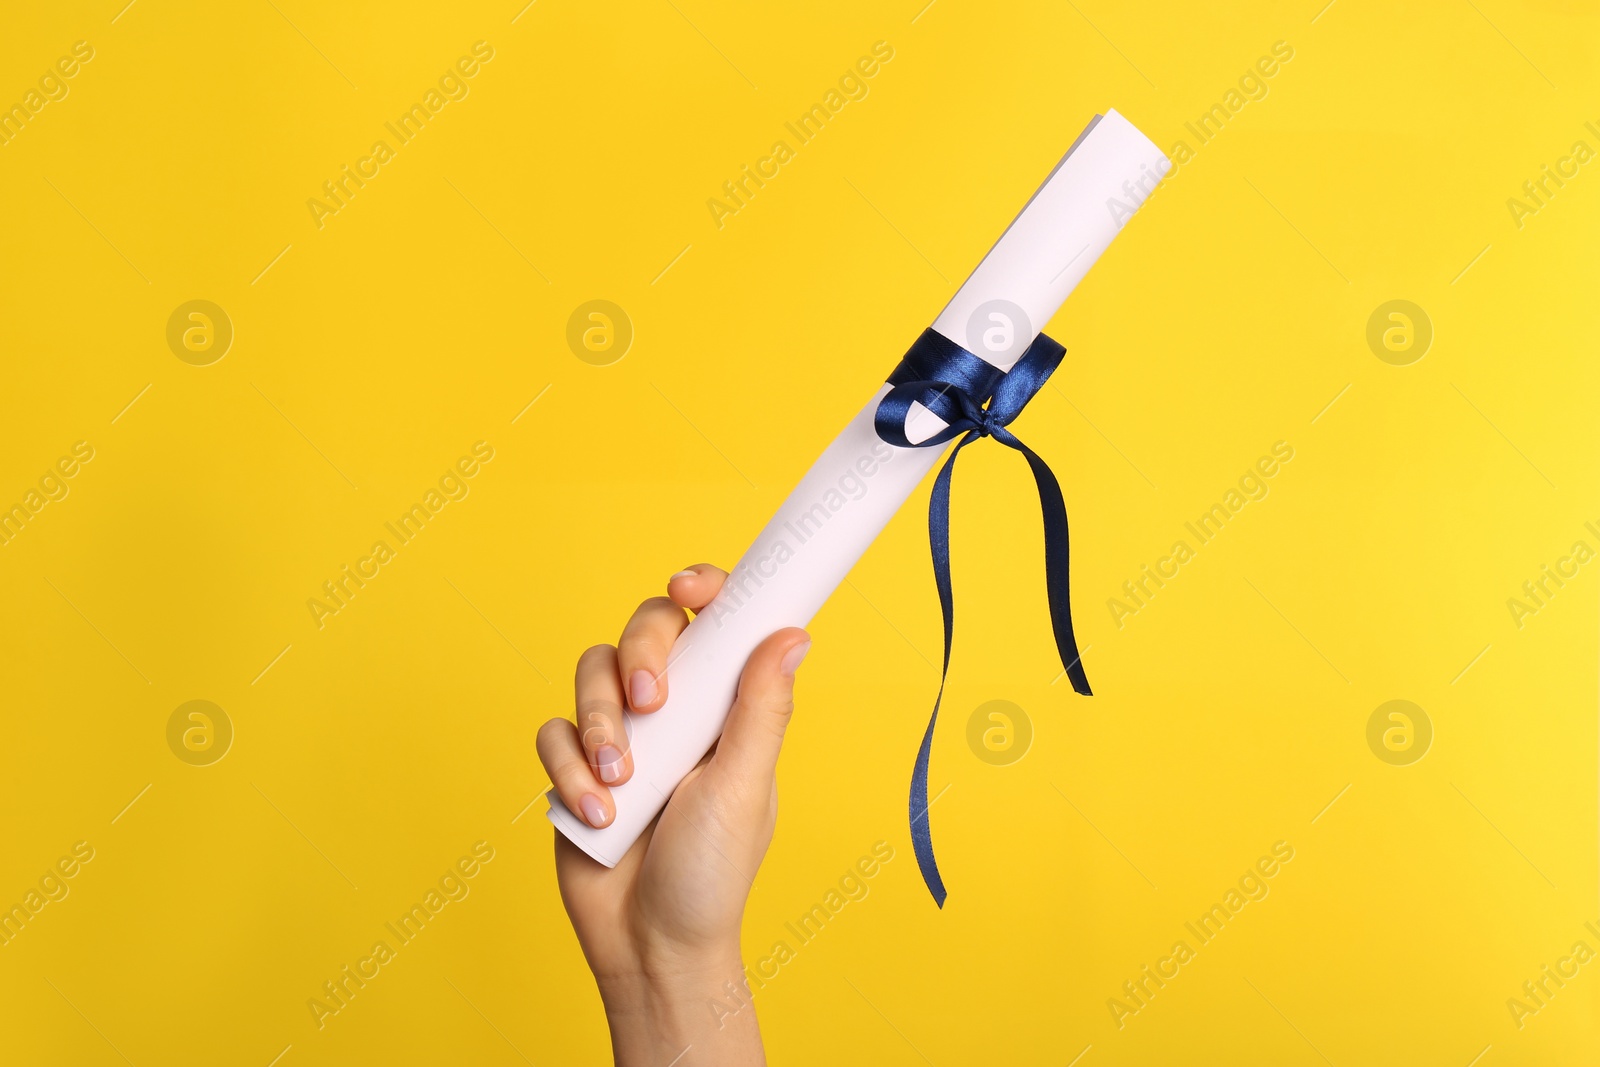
[538,563,810,1067]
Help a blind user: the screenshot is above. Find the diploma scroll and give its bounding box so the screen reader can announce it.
[548,110,1170,882]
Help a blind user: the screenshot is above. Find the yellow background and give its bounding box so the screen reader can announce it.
[2,0,1596,1063]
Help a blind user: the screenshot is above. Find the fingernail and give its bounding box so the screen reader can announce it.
[669,569,697,581]
[595,745,624,784]
[780,641,811,677]
[579,794,608,828]
[629,670,657,708]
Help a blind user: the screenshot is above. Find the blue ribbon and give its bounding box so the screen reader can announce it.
[875,328,1093,908]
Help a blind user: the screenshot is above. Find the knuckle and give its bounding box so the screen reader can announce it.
[765,698,795,737]
[619,638,664,663]
[577,644,615,670]
[576,704,617,749]
[619,639,669,666]
[735,690,794,738]
[576,697,618,725]
[622,601,678,647]
[535,717,569,749]
[624,598,676,631]
[545,744,589,781]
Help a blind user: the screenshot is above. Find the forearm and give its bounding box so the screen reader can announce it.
[599,957,765,1067]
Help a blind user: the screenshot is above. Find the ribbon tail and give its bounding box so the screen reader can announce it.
[909,437,970,908]
[908,681,947,908]
[1010,438,1093,696]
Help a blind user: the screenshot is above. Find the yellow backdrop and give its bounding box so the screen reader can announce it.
[2,1,1595,1063]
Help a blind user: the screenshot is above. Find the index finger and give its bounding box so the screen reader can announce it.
[665,564,728,612]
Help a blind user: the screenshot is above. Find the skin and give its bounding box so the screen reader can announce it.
[538,563,810,1066]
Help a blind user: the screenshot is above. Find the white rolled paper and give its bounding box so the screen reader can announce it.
[548,109,1169,865]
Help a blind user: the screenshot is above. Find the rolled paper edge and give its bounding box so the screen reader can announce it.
[930,108,1170,371]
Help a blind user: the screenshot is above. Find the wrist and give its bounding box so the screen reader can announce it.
[597,951,764,1067]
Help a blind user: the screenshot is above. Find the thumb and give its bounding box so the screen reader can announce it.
[711,627,811,790]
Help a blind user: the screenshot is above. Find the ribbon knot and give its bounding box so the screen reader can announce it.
[875,328,1093,909]
[974,407,1009,441]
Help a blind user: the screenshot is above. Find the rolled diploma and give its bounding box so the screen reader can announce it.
[549,109,1169,865]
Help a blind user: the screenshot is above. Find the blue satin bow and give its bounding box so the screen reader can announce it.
[875,328,1093,908]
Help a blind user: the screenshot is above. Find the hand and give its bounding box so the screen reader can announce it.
[538,563,811,1067]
